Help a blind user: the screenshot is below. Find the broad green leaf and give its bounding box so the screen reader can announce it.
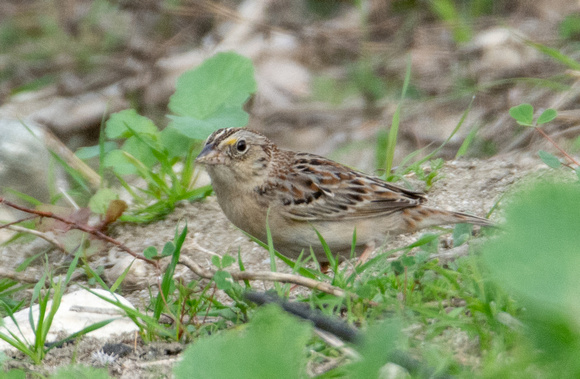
[538,150,561,168]
[121,135,159,168]
[105,109,159,139]
[143,246,158,259]
[168,52,256,120]
[88,188,119,215]
[3,369,27,379]
[103,149,137,175]
[560,15,580,40]
[537,108,557,125]
[346,319,401,378]
[159,126,196,159]
[211,255,221,268]
[75,142,117,160]
[453,223,473,247]
[50,365,112,379]
[221,254,236,268]
[401,255,415,267]
[509,104,534,126]
[161,242,175,257]
[482,182,580,370]
[213,270,233,291]
[167,107,249,140]
[174,305,311,379]
[482,182,580,321]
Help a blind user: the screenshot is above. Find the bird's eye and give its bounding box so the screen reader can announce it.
[236,139,247,152]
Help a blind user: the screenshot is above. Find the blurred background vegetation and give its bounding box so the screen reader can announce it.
[1,0,579,167]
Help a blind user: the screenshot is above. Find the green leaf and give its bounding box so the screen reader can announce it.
[75,142,117,160]
[391,260,404,274]
[401,255,415,267]
[168,52,256,120]
[221,254,236,268]
[159,127,196,159]
[120,135,158,168]
[482,182,580,322]
[213,270,233,291]
[538,150,561,168]
[88,188,119,215]
[161,242,175,257]
[211,255,221,268]
[345,319,401,378]
[559,15,580,40]
[102,149,137,175]
[482,182,580,373]
[509,104,534,126]
[167,108,249,140]
[453,223,473,247]
[143,246,158,259]
[576,166,580,181]
[537,108,557,125]
[174,305,311,379]
[105,109,159,139]
[3,369,27,379]
[50,365,112,379]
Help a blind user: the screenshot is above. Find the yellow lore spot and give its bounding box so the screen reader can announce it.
[223,137,237,146]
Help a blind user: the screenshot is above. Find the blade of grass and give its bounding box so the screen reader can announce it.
[44,318,117,353]
[1,189,43,206]
[98,111,107,182]
[153,223,187,320]
[525,40,580,70]
[395,95,475,179]
[237,249,251,288]
[384,56,412,178]
[110,260,134,293]
[456,125,479,158]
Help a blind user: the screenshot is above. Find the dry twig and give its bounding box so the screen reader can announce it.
[0,197,157,267]
[179,254,347,298]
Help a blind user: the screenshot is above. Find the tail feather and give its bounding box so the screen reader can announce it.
[405,207,493,231]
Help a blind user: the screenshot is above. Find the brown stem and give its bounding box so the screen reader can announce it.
[0,197,157,267]
[535,127,580,166]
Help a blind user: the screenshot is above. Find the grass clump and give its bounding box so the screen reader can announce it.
[77,52,257,222]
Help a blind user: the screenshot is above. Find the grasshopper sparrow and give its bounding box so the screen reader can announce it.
[195,128,491,263]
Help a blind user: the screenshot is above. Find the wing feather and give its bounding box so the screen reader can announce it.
[257,151,426,221]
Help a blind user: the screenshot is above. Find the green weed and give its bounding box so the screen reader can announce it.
[77,52,257,222]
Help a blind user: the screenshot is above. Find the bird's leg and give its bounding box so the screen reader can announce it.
[355,241,375,267]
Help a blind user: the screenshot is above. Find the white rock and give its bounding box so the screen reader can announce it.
[0,288,139,352]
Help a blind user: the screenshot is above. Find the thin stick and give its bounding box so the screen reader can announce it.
[4,225,66,252]
[0,197,157,266]
[179,255,347,298]
[535,127,580,166]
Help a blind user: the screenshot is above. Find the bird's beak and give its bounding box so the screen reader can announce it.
[195,143,226,165]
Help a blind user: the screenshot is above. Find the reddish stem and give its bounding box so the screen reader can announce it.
[535,127,580,167]
[0,197,158,267]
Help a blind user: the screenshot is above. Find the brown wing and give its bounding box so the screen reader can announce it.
[257,151,426,221]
